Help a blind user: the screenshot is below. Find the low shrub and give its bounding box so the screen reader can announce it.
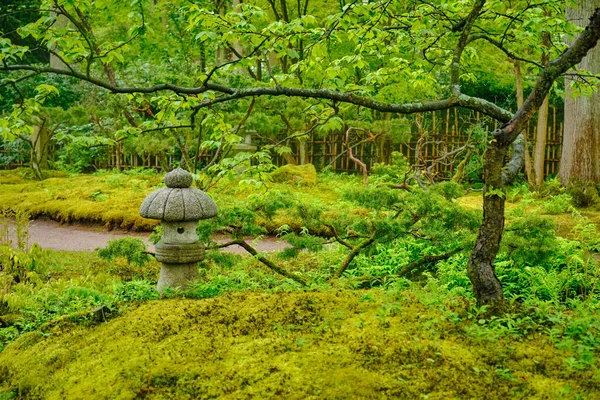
[542,193,574,214]
[568,180,600,208]
[98,238,151,267]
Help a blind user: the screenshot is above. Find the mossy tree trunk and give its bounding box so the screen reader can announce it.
[297,139,307,165]
[30,121,49,180]
[514,60,536,187]
[533,93,549,186]
[467,7,600,306]
[467,141,507,306]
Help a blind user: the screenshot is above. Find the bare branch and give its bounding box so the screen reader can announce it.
[211,239,307,285]
[468,34,544,68]
[397,247,463,277]
[325,224,354,250]
[0,64,230,94]
[202,37,269,86]
[201,97,256,173]
[0,73,37,88]
[140,125,194,133]
[331,231,376,279]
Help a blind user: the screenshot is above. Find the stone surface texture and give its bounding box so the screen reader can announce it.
[164,167,193,188]
[139,169,217,221]
[156,262,200,292]
[154,242,205,264]
[161,221,199,244]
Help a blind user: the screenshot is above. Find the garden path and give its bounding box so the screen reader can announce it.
[7,217,289,254]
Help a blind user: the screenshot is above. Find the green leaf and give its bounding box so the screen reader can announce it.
[286,49,300,59]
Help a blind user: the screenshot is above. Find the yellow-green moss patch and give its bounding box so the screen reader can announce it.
[270,164,318,185]
[0,169,346,232]
[1,291,597,399]
[0,170,161,231]
[3,168,600,239]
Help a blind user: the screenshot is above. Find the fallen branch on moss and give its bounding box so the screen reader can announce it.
[211,240,307,286]
[326,224,377,279]
[377,182,413,191]
[397,247,464,277]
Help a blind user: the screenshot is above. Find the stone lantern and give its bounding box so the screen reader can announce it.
[139,168,217,293]
[231,132,258,173]
[231,133,257,156]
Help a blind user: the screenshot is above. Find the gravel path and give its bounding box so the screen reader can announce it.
[7,217,290,254]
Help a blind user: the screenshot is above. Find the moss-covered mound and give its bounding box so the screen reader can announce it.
[1,291,596,399]
[0,169,161,231]
[0,168,341,233]
[270,164,318,185]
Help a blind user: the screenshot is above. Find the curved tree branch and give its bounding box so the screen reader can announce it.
[468,33,544,68]
[450,0,486,89]
[0,64,232,94]
[497,7,600,146]
[212,239,307,286]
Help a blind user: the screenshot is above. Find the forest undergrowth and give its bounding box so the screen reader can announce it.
[1,168,600,398]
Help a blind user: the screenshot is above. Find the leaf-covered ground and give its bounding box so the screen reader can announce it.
[2,290,598,399]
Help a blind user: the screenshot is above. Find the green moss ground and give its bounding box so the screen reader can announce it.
[457,192,600,239]
[1,168,600,399]
[1,290,598,399]
[270,164,318,185]
[0,169,162,230]
[0,169,353,233]
[3,169,598,238]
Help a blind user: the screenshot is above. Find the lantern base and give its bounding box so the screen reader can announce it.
[154,241,204,264]
[157,262,199,293]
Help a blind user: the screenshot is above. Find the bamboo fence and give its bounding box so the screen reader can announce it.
[1,108,564,178]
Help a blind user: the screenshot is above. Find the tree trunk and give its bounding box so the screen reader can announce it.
[534,94,549,186]
[297,139,307,165]
[215,2,227,65]
[231,0,243,63]
[29,5,69,179]
[176,134,193,170]
[49,6,69,69]
[559,0,600,185]
[514,60,536,187]
[467,4,600,306]
[159,0,168,30]
[200,43,206,73]
[115,141,122,171]
[30,121,49,179]
[256,58,262,81]
[533,32,551,187]
[467,141,507,306]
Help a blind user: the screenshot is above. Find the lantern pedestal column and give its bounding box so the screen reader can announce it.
[154,240,205,293]
[156,262,201,293]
